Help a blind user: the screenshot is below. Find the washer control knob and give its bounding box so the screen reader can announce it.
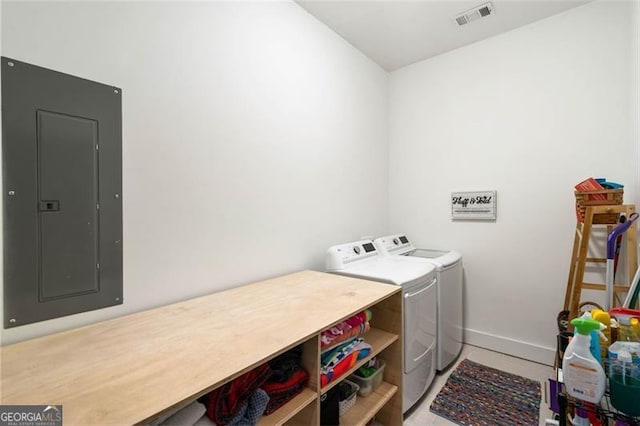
[353,246,361,255]
[393,238,400,245]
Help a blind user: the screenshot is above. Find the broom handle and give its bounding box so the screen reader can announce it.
[606,213,638,310]
[606,213,638,259]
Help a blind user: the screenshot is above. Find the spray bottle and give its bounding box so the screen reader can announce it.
[562,317,606,404]
[571,407,590,426]
[576,311,606,363]
[577,312,606,426]
[591,309,611,359]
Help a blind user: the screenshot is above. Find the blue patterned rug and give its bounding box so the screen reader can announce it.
[430,359,541,426]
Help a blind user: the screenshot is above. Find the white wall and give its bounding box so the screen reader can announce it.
[389,0,639,365]
[3,0,638,367]
[0,1,389,344]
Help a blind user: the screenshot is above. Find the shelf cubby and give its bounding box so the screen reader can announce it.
[340,381,398,426]
[257,387,318,426]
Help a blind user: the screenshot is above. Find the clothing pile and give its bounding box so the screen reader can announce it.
[262,345,309,415]
[202,363,272,425]
[194,345,308,425]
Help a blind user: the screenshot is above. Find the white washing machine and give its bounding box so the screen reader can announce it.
[374,234,463,372]
[326,240,437,413]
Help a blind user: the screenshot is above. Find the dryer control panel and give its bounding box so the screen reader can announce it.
[326,240,379,270]
[374,234,414,256]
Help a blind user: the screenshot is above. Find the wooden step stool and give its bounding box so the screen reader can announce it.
[564,203,637,321]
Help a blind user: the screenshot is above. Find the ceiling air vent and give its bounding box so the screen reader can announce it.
[454,2,493,26]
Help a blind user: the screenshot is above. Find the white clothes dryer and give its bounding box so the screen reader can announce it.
[326,240,437,413]
[374,234,463,371]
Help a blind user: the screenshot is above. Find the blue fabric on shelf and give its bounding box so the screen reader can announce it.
[227,389,269,426]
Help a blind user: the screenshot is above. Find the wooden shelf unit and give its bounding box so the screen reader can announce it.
[0,270,403,426]
[321,292,403,426]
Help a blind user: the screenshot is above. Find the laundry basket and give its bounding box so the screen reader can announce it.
[338,380,359,416]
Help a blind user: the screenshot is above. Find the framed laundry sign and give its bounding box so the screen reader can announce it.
[451,191,497,220]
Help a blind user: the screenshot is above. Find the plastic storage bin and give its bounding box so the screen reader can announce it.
[609,351,640,416]
[610,373,640,416]
[349,359,385,397]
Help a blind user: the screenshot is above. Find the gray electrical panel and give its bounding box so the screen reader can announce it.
[2,57,123,328]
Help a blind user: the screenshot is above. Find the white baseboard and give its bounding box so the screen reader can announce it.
[464,327,556,366]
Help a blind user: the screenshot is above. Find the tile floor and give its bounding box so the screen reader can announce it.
[403,344,555,426]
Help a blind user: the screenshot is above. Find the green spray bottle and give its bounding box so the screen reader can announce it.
[562,317,606,404]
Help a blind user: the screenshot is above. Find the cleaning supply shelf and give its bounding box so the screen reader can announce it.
[555,366,640,426]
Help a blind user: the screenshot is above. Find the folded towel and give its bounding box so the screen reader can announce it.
[320,352,357,387]
[321,337,367,372]
[160,401,206,425]
[320,310,372,350]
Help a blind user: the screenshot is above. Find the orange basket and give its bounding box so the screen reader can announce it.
[574,189,623,223]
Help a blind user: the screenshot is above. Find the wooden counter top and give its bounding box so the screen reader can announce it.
[0,270,399,425]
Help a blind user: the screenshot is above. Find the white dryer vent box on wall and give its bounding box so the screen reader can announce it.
[454,2,493,26]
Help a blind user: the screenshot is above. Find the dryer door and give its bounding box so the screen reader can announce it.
[438,260,463,369]
[403,276,437,373]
